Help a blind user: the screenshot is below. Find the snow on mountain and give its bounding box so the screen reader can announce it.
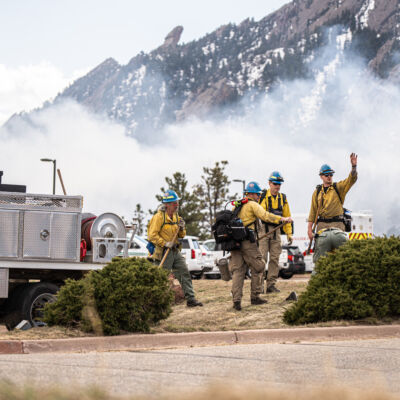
[5,0,400,141]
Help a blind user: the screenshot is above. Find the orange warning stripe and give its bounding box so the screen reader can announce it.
[348,232,373,240]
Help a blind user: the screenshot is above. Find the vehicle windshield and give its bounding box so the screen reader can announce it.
[286,246,302,256]
[181,239,190,249]
[192,240,200,249]
[135,235,148,244]
[203,241,216,251]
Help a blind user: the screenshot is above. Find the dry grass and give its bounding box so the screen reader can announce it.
[1,276,398,339]
[0,382,399,400]
[0,325,94,340]
[152,278,309,333]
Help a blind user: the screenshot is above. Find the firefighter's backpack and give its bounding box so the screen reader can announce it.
[211,201,248,251]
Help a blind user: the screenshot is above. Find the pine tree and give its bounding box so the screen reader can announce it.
[154,172,203,237]
[194,160,233,238]
[132,203,146,236]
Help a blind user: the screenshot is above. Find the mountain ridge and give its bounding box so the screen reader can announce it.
[5,0,400,140]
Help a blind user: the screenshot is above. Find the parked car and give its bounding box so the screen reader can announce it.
[121,235,149,257]
[200,241,223,279]
[180,236,213,278]
[282,244,306,276]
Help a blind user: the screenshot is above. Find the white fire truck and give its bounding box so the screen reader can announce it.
[0,172,131,329]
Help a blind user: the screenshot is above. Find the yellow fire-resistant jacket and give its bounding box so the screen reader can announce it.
[147,209,185,260]
[238,198,281,231]
[259,189,292,235]
[308,172,358,223]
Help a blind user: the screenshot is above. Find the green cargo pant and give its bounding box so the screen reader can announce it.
[230,240,265,302]
[154,249,195,301]
[258,223,281,290]
[313,228,348,264]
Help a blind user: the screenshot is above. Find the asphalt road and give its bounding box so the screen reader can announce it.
[0,338,399,396]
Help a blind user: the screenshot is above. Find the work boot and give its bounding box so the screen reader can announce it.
[266,285,280,293]
[187,298,203,307]
[233,301,242,311]
[251,297,268,305]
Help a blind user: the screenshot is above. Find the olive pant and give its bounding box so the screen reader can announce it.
[258,223,282,290]
[313,228,347,264]
[230,240,265,302]
[154,249,195,300]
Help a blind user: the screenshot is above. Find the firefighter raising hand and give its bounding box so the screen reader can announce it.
[350,153,357,167]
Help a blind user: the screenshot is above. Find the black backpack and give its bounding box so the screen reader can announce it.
[316,183,352,232]
[211,202,248,251]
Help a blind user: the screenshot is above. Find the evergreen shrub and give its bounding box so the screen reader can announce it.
[44,257,174,335]
[283,237,400,325]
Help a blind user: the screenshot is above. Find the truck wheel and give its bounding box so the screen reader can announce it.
[5,283,58,330]
[279,269,294,280]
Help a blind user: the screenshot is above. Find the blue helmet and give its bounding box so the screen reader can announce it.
[269,171,284,184]
[319,164,335,175]
[161,189,180,203]
[245,181,262,194]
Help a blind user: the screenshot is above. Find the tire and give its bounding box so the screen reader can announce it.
[279,269,294,280]
[190,272,203,280]
[205,274,221,279]
[4,282,58,330]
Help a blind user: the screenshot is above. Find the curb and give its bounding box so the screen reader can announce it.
[0,325,399,354]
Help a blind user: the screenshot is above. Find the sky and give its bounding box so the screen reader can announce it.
[0,0,288,125]
[1,0,288,73]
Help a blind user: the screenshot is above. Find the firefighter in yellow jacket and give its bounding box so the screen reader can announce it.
[147,189,203,307]
[230,181,292,311]
[308,153,358,264]
[258,171,292,293]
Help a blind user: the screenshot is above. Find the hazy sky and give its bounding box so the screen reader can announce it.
[1,0,289,74]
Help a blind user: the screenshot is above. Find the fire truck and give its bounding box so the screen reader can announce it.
[0,172,131,329]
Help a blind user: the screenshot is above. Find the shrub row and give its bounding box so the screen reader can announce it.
[284,237,400,325]
[44,257,174,335]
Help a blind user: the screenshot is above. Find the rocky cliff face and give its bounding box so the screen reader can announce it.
[8,0,400,140]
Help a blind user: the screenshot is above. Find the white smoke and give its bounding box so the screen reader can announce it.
[1,36,399,234]
[0,62,88,125]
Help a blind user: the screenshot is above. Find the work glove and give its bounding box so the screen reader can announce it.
[178,218,186,231]
[287,234,293,245]
[165,241,175,249]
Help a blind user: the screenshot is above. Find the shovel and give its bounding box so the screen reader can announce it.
[257,222,288,241]
[159,226,180,268]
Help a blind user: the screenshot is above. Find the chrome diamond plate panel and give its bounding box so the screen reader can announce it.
[0,210,19,258]
[23,211,51,258]
[0,192,82,212]
[50,212,80,260]
[22,211,80,261]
